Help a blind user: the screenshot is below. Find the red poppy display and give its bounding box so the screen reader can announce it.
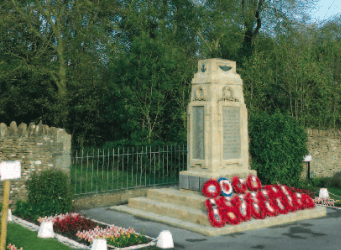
[280,185,292,197]
[205,198,226,227]
[231,195,252,222]
[218,177,234,197]
[292,192,305,210]
[203,176,317,228]
[262,200,279,217]
[256,189,269,202]
[202,179,221,198]
[232,176,247,194]
[301,194,315,209]
[274,198,289,215]
[282,194,296,212]
[265,185,285,199]
[246,175,262,191]
[255,189,278,217]
[216,196,240,225]
[251,201,266,219]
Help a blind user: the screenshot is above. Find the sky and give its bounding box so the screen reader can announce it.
[308,0,341,24]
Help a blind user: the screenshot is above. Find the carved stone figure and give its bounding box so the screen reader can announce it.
[194,87,207,101]
[220,86,239,102]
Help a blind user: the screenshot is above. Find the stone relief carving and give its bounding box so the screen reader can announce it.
[219,65,232,72]
[201,64,206,72]
[194,86,207,101]
[220,86,239,102]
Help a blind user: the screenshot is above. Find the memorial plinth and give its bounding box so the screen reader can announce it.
[180,59,257,192]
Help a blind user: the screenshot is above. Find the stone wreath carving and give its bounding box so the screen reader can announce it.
[220,86,239,102]
[194,86,207,101]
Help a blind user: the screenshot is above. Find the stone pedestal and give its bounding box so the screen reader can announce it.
[180,59,256,192]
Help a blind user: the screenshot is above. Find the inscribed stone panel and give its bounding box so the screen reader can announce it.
[223,106,241,159]
[193,106,205,159]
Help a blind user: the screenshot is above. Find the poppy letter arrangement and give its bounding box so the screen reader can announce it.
[202,175,315,228]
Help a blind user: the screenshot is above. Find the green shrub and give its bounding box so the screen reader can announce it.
[294,179,311,190]
[311,177,330,188]
[249,109,309,188]
[329,173,341,188]
[23,168,75,220]
[13,200,36,220]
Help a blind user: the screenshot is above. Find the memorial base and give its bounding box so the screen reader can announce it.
[108,186,327,237]
[179,169,257,192]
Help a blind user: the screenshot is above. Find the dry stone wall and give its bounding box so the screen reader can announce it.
[0,121,71,211]
[299,128,341,180]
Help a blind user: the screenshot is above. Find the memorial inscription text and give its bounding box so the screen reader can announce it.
[193,106,205,159]
[223,106,241,159]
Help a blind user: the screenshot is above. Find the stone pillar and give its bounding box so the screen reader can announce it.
[180,59,257,192]
[55,129,72,179]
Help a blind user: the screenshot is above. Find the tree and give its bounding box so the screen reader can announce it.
[196,0,319,64]
[104,31,194,145]
[0,0,117,130]
[115,0,201,59]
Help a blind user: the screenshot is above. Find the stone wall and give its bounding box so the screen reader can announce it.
[0,121,71,210]
[72,184,179,210]
[299,128,341,180]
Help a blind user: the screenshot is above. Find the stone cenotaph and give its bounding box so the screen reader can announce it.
[109,58,326,237]
[180,58,257,192]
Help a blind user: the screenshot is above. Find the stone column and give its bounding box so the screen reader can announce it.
[180,59,257,192]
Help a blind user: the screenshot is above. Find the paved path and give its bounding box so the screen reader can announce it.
[75,205,341,250]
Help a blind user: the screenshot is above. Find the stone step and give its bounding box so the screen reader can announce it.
[146,187,207,212]
[128,196,211,226]
[109,204,327,237]
[108,187,328,236]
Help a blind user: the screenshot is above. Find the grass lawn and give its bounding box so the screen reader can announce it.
[2,216,160,250]
[3,219,73,250]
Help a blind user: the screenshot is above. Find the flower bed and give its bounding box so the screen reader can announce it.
[11,212,157,249]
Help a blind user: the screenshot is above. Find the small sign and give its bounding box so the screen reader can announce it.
[303,155,312,162]
[0,161,21,181]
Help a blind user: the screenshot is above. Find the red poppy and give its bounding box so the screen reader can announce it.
[205,198,226,227]
[202,179,221,198]
[232,176,247,194]
[301,194,315,209]
[246,174,262,191]
[291,192,305,210]
[231,195,252,222]
[216,196,240,225]
[264,185,285,199]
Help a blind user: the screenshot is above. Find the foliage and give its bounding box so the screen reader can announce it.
[16,169,75,221]
[13,200,37,221]
[249,109,309,187]
[105,233,151,248]
[104,31,193,146]
[0,0,341,160]
[52,214,98,234]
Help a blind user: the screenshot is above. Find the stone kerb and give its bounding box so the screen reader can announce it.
[0,121,71,211]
